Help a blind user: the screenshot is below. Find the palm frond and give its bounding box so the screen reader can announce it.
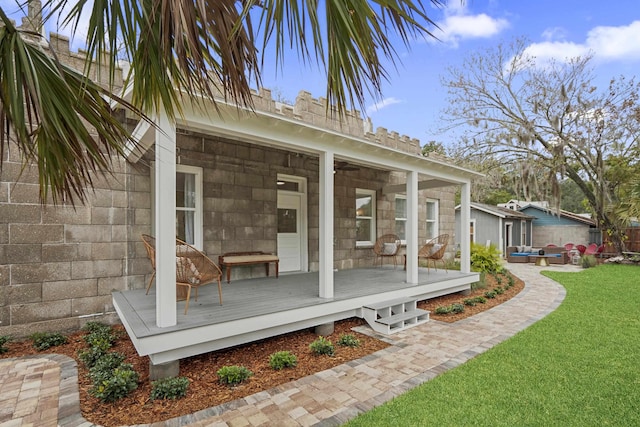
[0,12,142,205]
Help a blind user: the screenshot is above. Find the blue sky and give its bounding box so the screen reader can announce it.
[2,0,639,147]
[258,0,640,146]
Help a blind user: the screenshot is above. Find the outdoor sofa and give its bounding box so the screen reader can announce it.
[506,245,569,264]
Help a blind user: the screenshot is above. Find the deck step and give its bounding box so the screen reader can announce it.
[362,298,430,335]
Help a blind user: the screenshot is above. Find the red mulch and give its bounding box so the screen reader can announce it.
[0,271,523,426]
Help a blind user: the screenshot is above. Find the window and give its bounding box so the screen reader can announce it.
[426,199,439,240]
[356,189,376,246]
[469,219,476,244]
[151,164,203,249]
[395,196,406,242]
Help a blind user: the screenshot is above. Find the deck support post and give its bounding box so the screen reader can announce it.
[405,170,419,284]
[315,322,335,336]
[149,360,180,380]
[319,151,334,298]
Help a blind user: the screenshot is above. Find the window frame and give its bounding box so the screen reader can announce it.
[355,188,376,247]
[395,195,407,244]
[425,198,439,241]
[151,163,203,249]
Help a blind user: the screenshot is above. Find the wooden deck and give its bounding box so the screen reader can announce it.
[113,266,479,365]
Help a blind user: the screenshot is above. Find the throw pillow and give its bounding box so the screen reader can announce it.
[524,245,532,253]
[430,243,442,256]
[382,242,397,255]
[517,245,525,252]
[176,256,201,284]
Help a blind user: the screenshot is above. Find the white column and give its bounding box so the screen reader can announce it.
[319,151,334,298]
[155,110,177,327]
[406,171,419,283]
[460,181,471,274]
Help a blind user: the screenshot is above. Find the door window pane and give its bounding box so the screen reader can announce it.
[278,208,298,233]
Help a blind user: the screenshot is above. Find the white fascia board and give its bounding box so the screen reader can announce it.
[177,102,483,185]
[125,119,154,163]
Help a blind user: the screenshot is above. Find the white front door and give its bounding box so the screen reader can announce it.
[277,177,307,272]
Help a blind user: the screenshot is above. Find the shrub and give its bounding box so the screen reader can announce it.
[82,321,112,334]
[150,376,190,400]
[434,305,452,314]
[494,286,504,295]
[337,334,361,348]
[0,336,11,354]
[78,346,109,368]
[309,336,335,356]
[463,296,486,306]
[217,365,253,385]
[269,351,298,370]
[435,303,464,314]
[89,365,139,402]
[581,255,598,268]
[88,352,127,383]
[83,325,118,349]
[30,332,68,350]
[450,303,465,314]
[484,290,497,299]
[506,273,515,287]
[470,243,502,273]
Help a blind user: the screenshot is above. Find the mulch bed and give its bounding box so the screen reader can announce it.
[1,271,523,426]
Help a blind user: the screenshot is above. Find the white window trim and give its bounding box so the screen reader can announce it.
[356,188,376,247]
[426,198,439,241]
[151,163,203,249]
[470,219,476,244]
[395,195,407,244]
[521,220,527,246]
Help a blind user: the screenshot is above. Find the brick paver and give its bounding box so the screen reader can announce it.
[0,263,572,426]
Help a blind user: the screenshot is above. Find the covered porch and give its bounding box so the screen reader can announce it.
[113,266,479,365]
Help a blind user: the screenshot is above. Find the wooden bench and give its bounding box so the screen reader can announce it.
[218,251,279,283]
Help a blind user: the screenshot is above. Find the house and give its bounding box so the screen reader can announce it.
[454,202,535,256]
[517,203,598,247]
[0,26,482,377]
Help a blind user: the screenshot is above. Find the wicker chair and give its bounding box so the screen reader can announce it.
[418,233,449,272]
[373,234,401,267]
[141,234,223,314]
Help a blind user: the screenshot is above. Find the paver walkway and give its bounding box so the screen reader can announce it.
[0,263,576,426]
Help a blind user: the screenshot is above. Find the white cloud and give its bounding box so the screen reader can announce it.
[524,20,640,67]
[366,97,402,115]
[432,4,510,47]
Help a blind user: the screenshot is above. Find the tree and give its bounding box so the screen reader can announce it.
[442,38,640,253]
[0,0,445,204]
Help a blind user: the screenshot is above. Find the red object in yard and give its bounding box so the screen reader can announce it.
[564,243,574,251]
[584,243,598,255]
[576,244,587,255]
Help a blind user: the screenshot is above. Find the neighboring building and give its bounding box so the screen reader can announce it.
[1,25,483,372]
[455,202,535,256]
[518,203,598,247]
[498,199,549,211]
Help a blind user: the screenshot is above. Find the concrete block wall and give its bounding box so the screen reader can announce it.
[0,146,151,337]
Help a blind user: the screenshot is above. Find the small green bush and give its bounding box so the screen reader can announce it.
[463,296,487,306]
[337,334,361,348]
[470,243,502,273]
[450,303,465,314]
[581,255,598,268]
[217,365,253,385]
[435,303,464,314]
[150,376,190,400]
[83,327,118,349]
[78,346,109,368]
[82,321,112,334]
[434,305,452,314]
[88,352,127,383]
[484,290,497,299]
[494,286,504,295]
[30,332,68,351]
[309,336,335,356]
[0,335,11,354]
[269,351,298,370]
[506,273,515,287]
[89,365,139,402]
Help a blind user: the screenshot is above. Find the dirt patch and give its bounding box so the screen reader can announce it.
[1,271,523,426]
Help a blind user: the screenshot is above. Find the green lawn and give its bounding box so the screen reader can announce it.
[345,264,640,426]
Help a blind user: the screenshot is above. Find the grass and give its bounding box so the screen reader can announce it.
[345,264,640,426]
